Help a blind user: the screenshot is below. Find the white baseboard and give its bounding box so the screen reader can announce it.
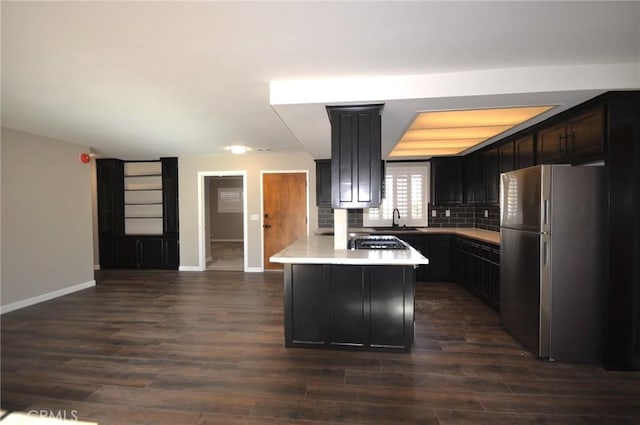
[179,266,203,272]
[245,267,264,273]
[0,280,96,315]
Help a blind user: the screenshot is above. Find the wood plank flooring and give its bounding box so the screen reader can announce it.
[2,270,639,425]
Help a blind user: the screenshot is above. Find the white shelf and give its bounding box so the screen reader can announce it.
[125,204,163,218]
[125,190,163,205]
[124,161,162,176]
[125,218,163,235]
[124,175,162,191]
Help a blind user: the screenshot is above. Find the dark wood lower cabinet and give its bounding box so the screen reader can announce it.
[451,236,500,311]
[111,236,172,269]
[284,263,415,352]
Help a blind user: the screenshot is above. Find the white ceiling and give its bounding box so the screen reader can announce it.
[2,1,639,160]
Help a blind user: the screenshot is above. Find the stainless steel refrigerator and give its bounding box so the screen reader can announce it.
[499,164,605,362]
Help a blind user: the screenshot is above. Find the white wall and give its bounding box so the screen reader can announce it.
[1,128,95,313]
[178,152,317,270]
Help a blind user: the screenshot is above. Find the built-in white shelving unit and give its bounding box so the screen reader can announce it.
[124,161,163,235]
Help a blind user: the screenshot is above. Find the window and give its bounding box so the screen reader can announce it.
[217,187,243,213]
[364,162,430,227]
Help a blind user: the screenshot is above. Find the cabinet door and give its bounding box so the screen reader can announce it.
[423,235,451,281]
[115,237,139,268]
[315,159,332,207]
[98,236,116,269]
[462,155,477,205]
[485,147,500,205]
[328,105,383,209]
[430,157,463,205]
[164,239,179,269]
[515,134,535,169]
[138,238,164,268]
[369,266,413,350]
[566,106,604,160]
[287,265,328,346]
[499,141,515,173]
[537,122,566,163]
[473,153,486,205]
[329,265,366,347]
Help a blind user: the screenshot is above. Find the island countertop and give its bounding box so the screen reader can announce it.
[270,235,429,266]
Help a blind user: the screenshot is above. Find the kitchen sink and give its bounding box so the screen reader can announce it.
[351,235,409,250]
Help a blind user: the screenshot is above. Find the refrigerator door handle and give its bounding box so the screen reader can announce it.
[543,200,550,227]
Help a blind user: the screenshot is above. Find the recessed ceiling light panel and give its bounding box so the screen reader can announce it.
[390,105,554,158]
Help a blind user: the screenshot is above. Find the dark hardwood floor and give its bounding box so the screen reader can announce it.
[2,270,639,424]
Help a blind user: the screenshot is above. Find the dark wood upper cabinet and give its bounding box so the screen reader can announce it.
[430,157,463,206]
[537,106,604,164]
[514,134,535,169]
[327,104,383,209]
[566,106,605,159]
[462,155,477,205]
[485,147,500,205]
[499,141,515,173]
[315,159,332,207]
[537,122,566,164]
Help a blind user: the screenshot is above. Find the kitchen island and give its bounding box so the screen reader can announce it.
[270,236,429,353]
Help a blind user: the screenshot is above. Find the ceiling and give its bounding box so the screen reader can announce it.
[2,2,639,160]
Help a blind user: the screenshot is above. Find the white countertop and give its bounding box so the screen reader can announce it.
[314,227,500,245]
[270,235,429,266]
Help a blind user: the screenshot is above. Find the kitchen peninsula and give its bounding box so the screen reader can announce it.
[270,235,429,352]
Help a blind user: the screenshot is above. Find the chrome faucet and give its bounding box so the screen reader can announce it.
[392,208,400,228]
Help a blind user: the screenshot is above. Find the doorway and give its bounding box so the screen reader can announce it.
[262,172,308,270]
[206,176,244,271]
[198,171,247,272]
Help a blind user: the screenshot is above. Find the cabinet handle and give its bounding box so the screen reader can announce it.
[263,224,272,228]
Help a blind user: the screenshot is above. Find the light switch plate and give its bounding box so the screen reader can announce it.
[445,209,450,217]
[484,210,489,218]
[431,210,437,217]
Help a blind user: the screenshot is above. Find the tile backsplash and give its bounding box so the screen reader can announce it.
[318,205,500,232]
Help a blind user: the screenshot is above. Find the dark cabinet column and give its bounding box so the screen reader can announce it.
[604,93,640,370]
[327,104,383,209]
[161,157,179,238]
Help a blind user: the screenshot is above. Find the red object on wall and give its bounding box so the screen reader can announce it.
[79,153,91,163]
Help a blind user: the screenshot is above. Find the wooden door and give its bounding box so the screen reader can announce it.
[263,172,307,270]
